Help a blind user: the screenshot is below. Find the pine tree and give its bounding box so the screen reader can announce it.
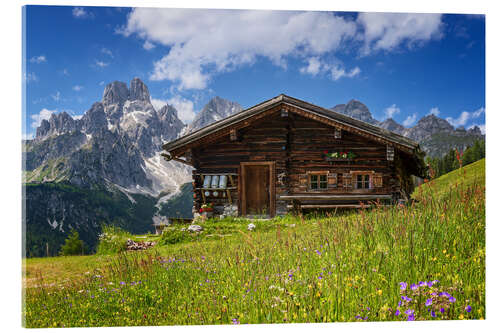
[59,229,85,256]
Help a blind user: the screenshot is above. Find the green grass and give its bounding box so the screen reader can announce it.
[23,159,485,327]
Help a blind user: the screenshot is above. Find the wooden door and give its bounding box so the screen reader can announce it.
[240,162,275,217]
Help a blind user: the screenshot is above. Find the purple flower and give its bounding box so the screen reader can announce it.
[465,305,472,313]
[398,300,402,307]
[439,292,450,298]
[410,283,418,291]
[315,250,321,255]
[449,296,456,303]
[431,310,436,318]
[401,295,412,302]
[231,318,240,325]
[120,281,126,285]
[407,314,415,321]
[395,309,400,316]
[400,282,407,291]
[425,298,433,307]
[318,276,323,280]
[440,308,445,314]
[427,281,434,287]
[405,309,414,316]
[419,281,426,287]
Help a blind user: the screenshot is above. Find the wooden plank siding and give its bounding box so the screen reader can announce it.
[190,108,404,215]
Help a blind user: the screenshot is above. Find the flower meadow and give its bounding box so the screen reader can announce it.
[23,159,485,327]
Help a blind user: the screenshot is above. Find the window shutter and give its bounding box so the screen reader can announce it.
[387,145,394,161]
[373,173,383,188]
[334,128,342,139]
[298,174,308,192]
[343,173,353,189]
[328,173,337,188]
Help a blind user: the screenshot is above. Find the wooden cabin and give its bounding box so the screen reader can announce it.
[162,94,427,218]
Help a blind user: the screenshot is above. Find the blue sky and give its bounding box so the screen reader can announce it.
[23,6,485,139]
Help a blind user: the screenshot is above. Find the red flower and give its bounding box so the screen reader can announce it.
[199,208,203,213]
[323,150,328,154]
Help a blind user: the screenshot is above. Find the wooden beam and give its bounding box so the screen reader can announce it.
[278,194,392,201]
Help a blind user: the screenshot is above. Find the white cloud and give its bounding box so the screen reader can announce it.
[357,13,443,55]
[300,57,360,81]
[24,72,38,83]
[428,107,440,116]
[120,9,358,89]
[30,55,46,64]
[31,108,57,128]
[384,104,400,119]
[94,60,109,68]
[51,91,61,102]
[472,106,485,118]
[446,107,484,128]
[101,48,113,57]
[299,57,322,76]
[99,81,105,86]
[402,113,418,127]
[151,96,196,124]
[72,7,91,19]
[61,68,69,76]
[143,40,156,50]
[72,85,84,91]
[330,65,361,81]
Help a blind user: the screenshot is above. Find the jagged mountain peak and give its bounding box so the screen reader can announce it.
[129,77,151,102]
[102,81,129,106]
[330,99,378,125]
[187,96,243,133]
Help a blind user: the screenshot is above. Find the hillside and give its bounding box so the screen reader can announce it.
[23,160,485,326]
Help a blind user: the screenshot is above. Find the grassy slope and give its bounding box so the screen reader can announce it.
[23,160,485,326]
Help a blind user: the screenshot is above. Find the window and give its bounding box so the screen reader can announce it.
[356,174,370,189]
[310,174,328,190]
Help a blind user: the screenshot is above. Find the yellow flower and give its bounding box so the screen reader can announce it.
[377,289,383,296]
[459,314,464,320]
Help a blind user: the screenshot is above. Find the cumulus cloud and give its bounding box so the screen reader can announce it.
[143,40,156,50]
[299,57,360,81]
[72,7,92,19]
[72,85,84,91]
[428,107,440,116]
[357,13,443,55]
[446,107,484,127]
[22,132,35,140]
[384,104,400,119]
[299,57,322,76]
[30,55,46,64]
[120,9,358,89]
[402,113,417,127]
[31,108,57,128]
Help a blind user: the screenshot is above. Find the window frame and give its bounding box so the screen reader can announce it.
[307,171,329,191]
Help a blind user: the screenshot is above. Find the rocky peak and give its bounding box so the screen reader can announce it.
[80,102,108,135]
[102,81,129,106]
[467,126,483,136]
[379,118,405,135]
[330,99,378,125]
[187,96,243,132]
[129,77,150,102]
[36,111,77,140]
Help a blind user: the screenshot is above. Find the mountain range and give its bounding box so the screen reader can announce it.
[22,80,484,257]
[331,100,484,157]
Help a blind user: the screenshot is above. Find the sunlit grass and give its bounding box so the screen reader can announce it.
[23,159,485,327]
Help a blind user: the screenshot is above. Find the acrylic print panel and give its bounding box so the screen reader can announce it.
[22,4,485,328]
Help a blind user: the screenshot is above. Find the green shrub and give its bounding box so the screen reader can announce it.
[96,225,132,255]
[59,229,85,256]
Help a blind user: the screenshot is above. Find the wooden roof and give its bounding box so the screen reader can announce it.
[163,94,422,155]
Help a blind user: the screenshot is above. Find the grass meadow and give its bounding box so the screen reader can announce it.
[22,159,485,327]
